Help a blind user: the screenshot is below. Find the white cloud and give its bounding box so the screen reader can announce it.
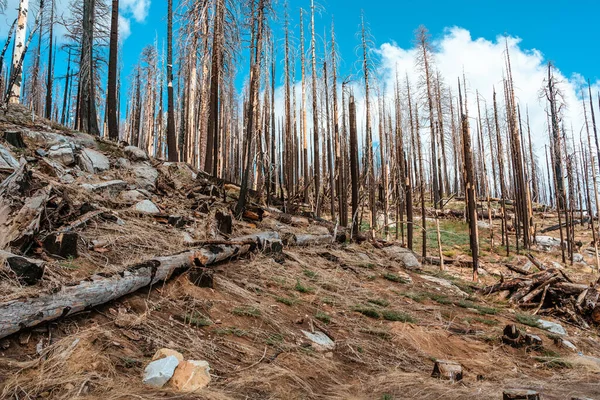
[374,27,600,161]
[120,0,150,23]
[118,14,131,41]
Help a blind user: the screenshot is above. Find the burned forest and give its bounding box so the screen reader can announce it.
[1,0,600,399]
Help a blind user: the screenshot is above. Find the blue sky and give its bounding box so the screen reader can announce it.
[114,0,599,86]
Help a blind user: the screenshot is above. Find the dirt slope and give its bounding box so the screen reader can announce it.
[1,105,600,399]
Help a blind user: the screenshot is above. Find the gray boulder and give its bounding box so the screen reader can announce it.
[538,319,567,335]
[124,146,148,161]
[79,148,110,173]
[132,162,159,191]
[119,189,146,203]
[47,143,76,166]
[383,245,421,269]
[134,200,160,215]
[0,144,19,169]
[81,180,128,195]
[536,236,562,252]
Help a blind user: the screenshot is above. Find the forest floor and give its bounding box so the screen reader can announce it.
[1,104,600,399]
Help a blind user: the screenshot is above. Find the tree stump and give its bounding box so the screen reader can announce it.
[2,131,25,148]
[43,232,79,259]
[503,389,540,399]
[431,360,463,382]
[0,251,44,285]
[215,210,232,235]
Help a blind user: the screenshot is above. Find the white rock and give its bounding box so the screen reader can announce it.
[132,163,159,191]
[302,330,335,351]
[119,189,146,203]
[560,339,577,352]
[134,200,160,215]
[536,236,562,252]
[81,180,127,194]
[538,319,567,335]
[124,146,149,161]
[477,220,491,229]
[573,253,584,263]
[48,143,76,166]
[60,174,75,184]
[79,148,110,173]
[420,275,469,297]
[142,355,180,388]
[383,245,421,269]
[0,143,19,169]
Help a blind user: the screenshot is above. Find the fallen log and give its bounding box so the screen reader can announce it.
[541,218,590,233]
[0,232,278,340]
[431,360,463,382]
[505,264,533,275]
[282,233,334,246]
[526,254,547,271]
[503,389,540,400]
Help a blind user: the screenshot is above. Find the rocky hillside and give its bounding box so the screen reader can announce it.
[1,104,600,399]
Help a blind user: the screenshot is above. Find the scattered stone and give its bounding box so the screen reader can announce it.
[477,220,491,229]
[535,236,562,252]
[538,319,567,335]
[60,174,75,184]
[301,330,335,351]
[0,143,19,169]
[170,360,211,392]
[36,148,48,157]
[124,146,149,161]
[573,253,584,263]
[132,163,159,191]
[431,360,463,382]
[47,143,76,166]
[134,200,160,215]
[556,338,577,352]
[420,275,468,297]
[115,157,131,169]
[119,189,146,203]
[152,348,184,363]
[383,245,421,270]
[551,261,564,270]
[78,148,110,173]
[522,261,533,272]
[81,180,128,195]
[43,232,79,259]
[142,355,180,388]
[182,232,195,244]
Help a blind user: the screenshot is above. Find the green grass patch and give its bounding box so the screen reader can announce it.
[303,269,318,279]
[360,328,391,340]
[295,279,315,293]
[315,311,331,324]
[181,311,212,327]
[457,300,499,315]
[232,306,262,317]
[275,296,298,306]
[382,310,416,323]
[427,292,452,305]
[516,313,541,328]
[353,306,380,319]
[534,357,572,369]
[383,273,409,284]
[367,298,390,307]
[266,334,284,346]
[402,292,427,302]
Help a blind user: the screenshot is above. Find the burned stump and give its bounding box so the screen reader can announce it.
[43,232,79,259]
[431,360,463,382]
[503,389,540,400]
[188,267,214,288]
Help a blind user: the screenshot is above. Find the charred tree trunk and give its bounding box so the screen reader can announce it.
[106,0,119,140]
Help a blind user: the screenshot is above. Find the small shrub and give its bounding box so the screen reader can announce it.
[471,317,498,326]
[295,280,315,294]
[383,273,409,284]
[382,310,415,323]
[368,298,390,307]
[360,328,391,340]
[232,306,262,317]
[182,312,212,327]
[427,293,452,305]
[266,334,284,346]
[275,296,297,306]
[402,292,426,303]
[353,306,380,319]
[458,300,498,315]
[315,311,331,324]
[516,313,541,328]
[215,327,248,337]
[303,269,318,279]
